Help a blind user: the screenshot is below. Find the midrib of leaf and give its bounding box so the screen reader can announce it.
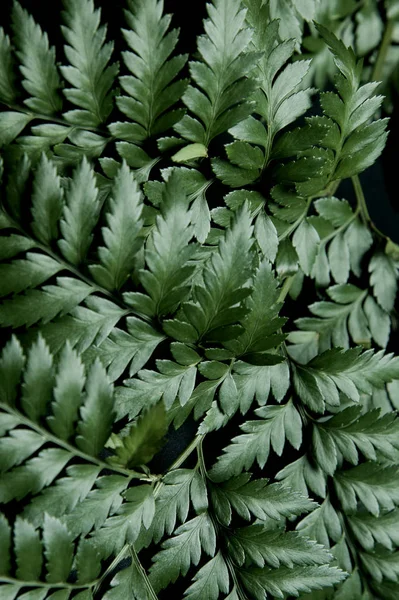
[4,102,111,138]
[0,401,149,480]
[0,574,98,591]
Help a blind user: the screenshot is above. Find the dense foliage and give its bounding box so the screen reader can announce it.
[1,0,399,598]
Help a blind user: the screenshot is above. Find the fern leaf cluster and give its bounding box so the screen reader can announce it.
[1,0,399,598]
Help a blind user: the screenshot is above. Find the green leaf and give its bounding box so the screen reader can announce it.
[46,343,85,441]
[107,403,167,468]
[12,2,62,115]
[173,143,208,162]
[210,400,302,480]
[0,28,18,104]
[149,468,208,545]
[23,464,101,526]
[360,547,399,583]
[292,347,399,414]
[348,509,399,551]
[58,157,100,265]
[103,558,151,600]
[0,111,33,146]
[334,462,399,516]
[76,359,114,457]
[276,239,299,277]
[43,515,74,583]
[296,498,342,548]
[164,205,254,342]
[124,172,197,316]
[0,336,25,406]
[175,0,256,145]
[14,518,43,580]
[61,0,118,126]
[121,359,197,416]
[314,197,353,227]
[315,24,388,181]
[110,0,187,142]
[89,162,143,291]
[227,259,286,357]
[0,277,93,328]
[31,154,64,245]
[184,552,230,600]
[254,212,279,262]
[240,563,346,599]
[149,513,216,592]
[209,474,315,526]
[293,220,320,276]
[21,336,54,422]
[228,525,332,569]
[369,252,397,312]
[90,484,155,556]
[0,515,11,576]
[315,407,399,471]
[85,317,165,381]
[276,455,327,498]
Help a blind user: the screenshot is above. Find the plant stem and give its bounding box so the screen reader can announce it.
[371,19,395,83]
[92,544,130,595]
[351,174,387,239]
[130,546,159,600]
[0,575,98,590]
[170,434,205,471]
[278,276,295,303]
[351,174,370,223]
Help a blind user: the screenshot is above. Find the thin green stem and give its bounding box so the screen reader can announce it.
[153,434,205,499]
[351,174,387,239]
[0,575,98,590]
[92,544,129,594]
[371,19,395,83]
[130,546,159,600]
[278,275,295,303]
[3,102,112,138]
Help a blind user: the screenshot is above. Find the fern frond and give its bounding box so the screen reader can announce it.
[88,162,143,291]
[0,515,101,599]
[149,513,216,592]
[210,400,302,479]
[334,462,399,516]
[0,27,18,105]
[124,171,197,317]
[213,13,314,188]
[209,474,316,524]
[175,0,256,148]
[228,525,332,569]
[61,0,118,127]
[184,551,230,600]
[12,2,62,115]
[239,563,346,598]
[58,156,101,265]
[163,204,254,343]
[31,154,64,245]
[109,0,187,143]
[312,407,399,475]
[292,347,399,412]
